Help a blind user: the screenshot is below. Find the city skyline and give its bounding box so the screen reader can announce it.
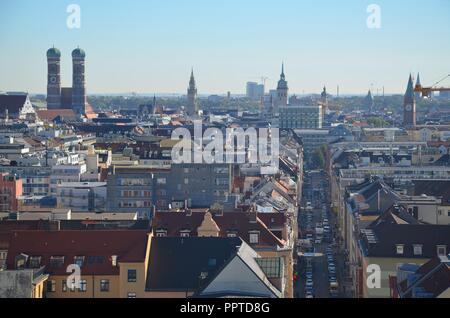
[1,0,450,95]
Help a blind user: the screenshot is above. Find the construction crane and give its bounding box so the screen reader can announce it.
[248,76,270,86]
[415,74,450,98]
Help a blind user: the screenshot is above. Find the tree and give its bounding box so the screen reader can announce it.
[311,148,325,170]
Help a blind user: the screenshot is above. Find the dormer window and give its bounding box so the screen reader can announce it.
[413,245,423,256]
[249,231,260,244]
[437,245,447,256]
[180,230,190,238]
[227,231,237,238]
[15,254,28,269]
[49,256,65,268]
[29,256,42,268]
[74,256,85,267]
[155,230,167,237]
[396,244,404,255]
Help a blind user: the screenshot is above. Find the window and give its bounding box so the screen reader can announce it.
[180,230,190,238]
[227,232,237,238]
[249,232,260,244]
[128,269,137,282]
[16,257,26,269]
[29,256,42,268]
[255,258,283,278]
[49,256,65,268]
[79,280,87,292]
[127,292,137,298]
[396,244,404,255]
[74,256,85,267]
[62,280,67,292]
[46,280,56,293]
[67,279,76,292]
[100,279,110,292]
[184,178,189,185]
[413,245,423,256]
[156,178,166,185]
[437,245,447,256]
[155,230,167,237]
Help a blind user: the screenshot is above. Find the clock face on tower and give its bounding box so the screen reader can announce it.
[405,104,412,111]
[49,76,57,84]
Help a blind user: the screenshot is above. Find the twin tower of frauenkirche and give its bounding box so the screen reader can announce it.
[46,47,87,115]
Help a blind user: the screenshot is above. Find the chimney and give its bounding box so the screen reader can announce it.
[151,205,156,218]
[249,203,258,223]
[111,255,118,266]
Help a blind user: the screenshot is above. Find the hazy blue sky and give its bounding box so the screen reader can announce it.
[1,0,449,95]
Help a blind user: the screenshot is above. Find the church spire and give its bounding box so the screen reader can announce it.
[404,73,415,103]
[416,72,421,86]
[189,68,196,88]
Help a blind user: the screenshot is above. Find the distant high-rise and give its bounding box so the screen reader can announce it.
[71,47,87,115]
[246,82,264,100]
[403,74,416,127]
[365,90,374,113]
[187,69,198,115]
[275,63,288,112]
[321,86,328,120]
[46,47,62,109]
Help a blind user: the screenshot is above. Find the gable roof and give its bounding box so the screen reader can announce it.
[360,218,450,258]
[197,241,282,298]
[36,109,77,122]
[152,211,286,248]
[145,237,242,291]
[399,256,450,298]
[412,180,450,205]
[6,230,149,275]
[0,94,28,114]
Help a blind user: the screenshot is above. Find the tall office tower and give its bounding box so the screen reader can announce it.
[246,82,264,100]
[46,47,62,109]
[275,63,289,112]
[365,90,374,113]
[403,74,417,127]
[71,47,87,115]
[187,69,198,115]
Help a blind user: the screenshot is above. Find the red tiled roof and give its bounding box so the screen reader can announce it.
[36,109,77,121]
[6,230,149,275]
[152,211,286,248]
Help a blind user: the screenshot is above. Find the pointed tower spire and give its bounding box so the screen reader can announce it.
[405,73,415,103]
[152,94,157,115]
[187,68,198,115]
[189,68,196,88]
[404,73,417,127]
